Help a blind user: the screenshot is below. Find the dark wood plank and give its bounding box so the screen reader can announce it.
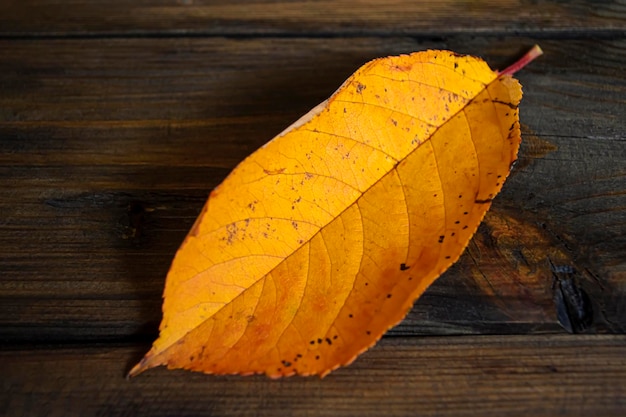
[1,37,625,343]
[1,0,625,37]
[2,1,624,416]
[2,335,625,417]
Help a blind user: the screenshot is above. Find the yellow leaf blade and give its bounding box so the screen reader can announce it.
[130,49,527,378]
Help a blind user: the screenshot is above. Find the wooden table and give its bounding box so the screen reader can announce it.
[1,1,625,416]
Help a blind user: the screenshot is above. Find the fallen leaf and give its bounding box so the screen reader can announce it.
[130,45,542,378]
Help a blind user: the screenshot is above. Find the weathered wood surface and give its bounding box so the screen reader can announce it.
[1,0,625,36]
[1,0,625,416]
[2,336,626,417]
[1,37,624,343]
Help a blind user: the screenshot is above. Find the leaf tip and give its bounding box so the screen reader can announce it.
[126,350,159,379]
[126,361,146,379]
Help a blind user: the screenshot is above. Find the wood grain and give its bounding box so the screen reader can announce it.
[1,0,625,415]
[2,335,625,417]
[1,38,625,344]
[0,0,625,37]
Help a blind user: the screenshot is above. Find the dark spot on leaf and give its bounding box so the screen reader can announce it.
[317,338,323,344]
[455,220,460,224]
[316,355,320,360]
[400,263,410,271]
[391,119,398,126]
[475,198,493,204]
[438,235,445,243]
[445,256,451,259]
[355,82,366,94]
[387,294,392,298]
[325,338,332,345]
[349,314,353,318]
[333,335,338,340]
[366,331,371,335]
[282,360,291,367]
[463,225,468,230]
[493,99,518,110]
[310,340,315,345]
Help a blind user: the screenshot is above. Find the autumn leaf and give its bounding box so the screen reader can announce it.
[129,45,542,378]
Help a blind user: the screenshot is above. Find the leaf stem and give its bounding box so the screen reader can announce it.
[499,45,543,76]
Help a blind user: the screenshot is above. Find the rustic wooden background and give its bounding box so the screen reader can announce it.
[1,1,625,416]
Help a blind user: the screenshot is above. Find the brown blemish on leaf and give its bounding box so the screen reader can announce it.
[225,223,239,245]
[263,167,286,175]
[189,202,209,237]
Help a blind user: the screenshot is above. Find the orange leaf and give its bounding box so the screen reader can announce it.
[130,46,542,378]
